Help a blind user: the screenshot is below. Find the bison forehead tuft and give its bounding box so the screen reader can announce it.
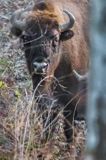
[27,11,63,26]
[31,1,65,24]
[26,14,59,29]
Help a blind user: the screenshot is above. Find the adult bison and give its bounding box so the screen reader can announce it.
[10,0,89,143]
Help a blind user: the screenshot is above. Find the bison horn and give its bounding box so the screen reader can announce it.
[10,3,34,31]
[73,70,88,81]
[10,9,27,31]
[10,2,34,30]
[60,10,75,32]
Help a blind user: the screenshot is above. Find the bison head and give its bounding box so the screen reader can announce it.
[10,2,75,76]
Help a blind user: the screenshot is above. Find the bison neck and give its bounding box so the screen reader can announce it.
[32,74,45,90]
[54,53,78,94]
[54,53,86,108]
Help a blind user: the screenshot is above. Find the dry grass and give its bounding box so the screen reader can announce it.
[0,87,86,160]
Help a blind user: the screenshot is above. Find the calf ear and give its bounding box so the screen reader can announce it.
[60,30,74,41]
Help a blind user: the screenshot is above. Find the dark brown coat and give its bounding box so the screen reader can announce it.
[11,0,89,143]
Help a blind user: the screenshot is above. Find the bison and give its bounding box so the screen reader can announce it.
[10,0,89,143]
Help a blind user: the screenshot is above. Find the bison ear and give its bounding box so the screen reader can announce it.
[60,30,74,41]
[11,26,22,37]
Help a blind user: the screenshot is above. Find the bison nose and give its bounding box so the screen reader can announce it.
[33,61,48,73]
[33,61,48,69]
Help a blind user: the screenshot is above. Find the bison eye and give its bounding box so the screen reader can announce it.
[21,34,31,42]
[21,35,27,41]
[53,36,59,42]
[52,36,59,49]
[48,33,57,39]
[52,35,60,46]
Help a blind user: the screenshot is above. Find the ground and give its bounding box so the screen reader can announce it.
[0,0,86,159]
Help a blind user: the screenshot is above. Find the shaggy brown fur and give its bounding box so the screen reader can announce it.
[11,0,89,143]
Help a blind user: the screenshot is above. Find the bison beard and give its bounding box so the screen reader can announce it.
[10,0,89,144]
